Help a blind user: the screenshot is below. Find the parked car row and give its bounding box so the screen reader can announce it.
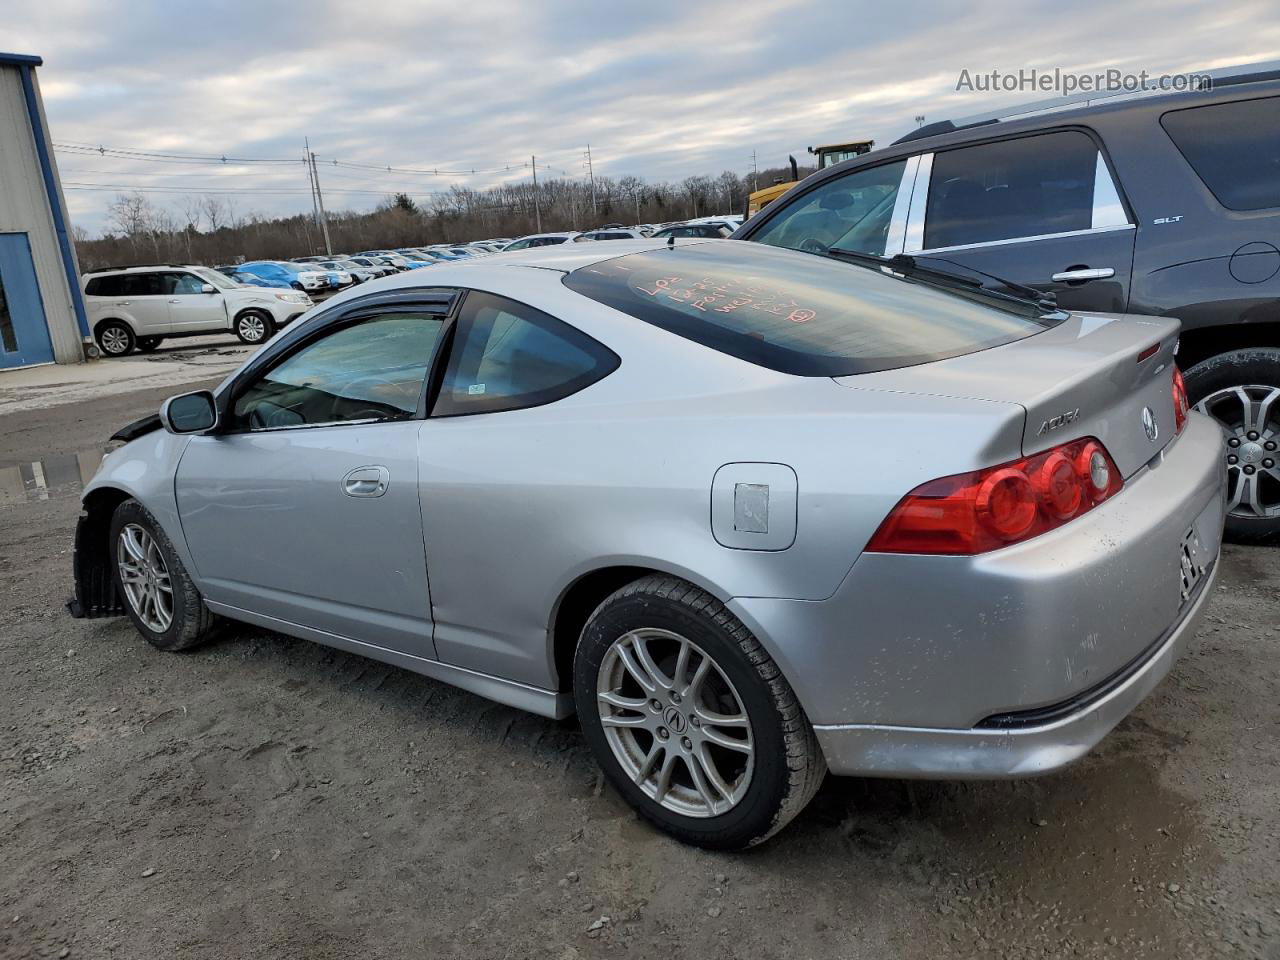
[498,216,745,251]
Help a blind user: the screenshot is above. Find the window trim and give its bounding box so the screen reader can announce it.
[217,292,459,435]
[429,289,620,419]
[904,126,1136,255]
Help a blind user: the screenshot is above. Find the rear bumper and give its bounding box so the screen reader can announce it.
[728,412,1226,778]
[811,554,1218,778]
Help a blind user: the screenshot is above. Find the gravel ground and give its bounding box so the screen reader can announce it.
[1,369,1277,960]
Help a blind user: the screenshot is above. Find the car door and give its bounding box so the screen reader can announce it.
[163,270,228,333]
[175,298,454,657]
[902,130,1137,313]
[117,272,173,335]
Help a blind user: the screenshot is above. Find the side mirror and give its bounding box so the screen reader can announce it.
[201,283,217,294]
[159,390,218,434]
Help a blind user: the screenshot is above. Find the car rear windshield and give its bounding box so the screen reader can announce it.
[562,242,1059,376]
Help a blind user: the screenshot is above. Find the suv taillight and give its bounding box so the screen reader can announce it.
[1172,367,1189,434]
[866,438,1124,555]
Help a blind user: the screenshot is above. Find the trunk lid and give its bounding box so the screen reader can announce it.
[835,312,1181,478]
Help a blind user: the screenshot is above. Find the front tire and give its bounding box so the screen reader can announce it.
[95,320,135,357]
[234,310,274,345]
[1184,347,1280,544]
[574,576,825,849]
[109,499,217,652]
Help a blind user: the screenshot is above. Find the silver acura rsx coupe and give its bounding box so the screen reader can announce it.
[70,239,1225,848]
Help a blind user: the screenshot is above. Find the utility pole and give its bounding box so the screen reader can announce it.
[751,150,758,193]
[585,144,597,221]
[310,150,333,255]
[304,137,320,250]
[531,155,542,233]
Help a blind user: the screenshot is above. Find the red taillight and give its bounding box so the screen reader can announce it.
[1172,367,1189,434]
[866,438,1124,555]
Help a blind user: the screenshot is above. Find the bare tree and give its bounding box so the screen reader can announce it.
[107,192,154,255]
[201,195,229,233]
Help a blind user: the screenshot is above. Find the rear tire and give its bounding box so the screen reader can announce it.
[1184,347,1280,544]
[94,320,135,357]
[234,310,274,345]
[574,576,825,849]
[109,499,217,652]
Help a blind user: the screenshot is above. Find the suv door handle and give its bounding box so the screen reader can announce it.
[1051,267,1115,282]
[168,298,182,304]
[342,465,390,498]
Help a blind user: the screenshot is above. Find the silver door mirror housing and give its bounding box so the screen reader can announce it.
[160,391,218,434]
[201,283,217,294]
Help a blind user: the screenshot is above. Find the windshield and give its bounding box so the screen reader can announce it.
[562,242,1061,377]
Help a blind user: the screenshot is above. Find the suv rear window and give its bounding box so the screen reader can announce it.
[562,243,1058,376]
[1161,97,1280,211]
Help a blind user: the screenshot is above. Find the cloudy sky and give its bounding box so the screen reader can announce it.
[7,0,1280,234]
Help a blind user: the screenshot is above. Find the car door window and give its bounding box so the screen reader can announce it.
[164,272,206,295]
[434,291,618,416]
[231,311,446,430]
[751,159,909,255]
[1161,96,1280,211]
[923,131,1103,250]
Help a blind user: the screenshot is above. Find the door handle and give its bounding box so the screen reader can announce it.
[118,300,131,305]
[342,465,390,498]
[1051,267,1115,282]
[168,298,181,304]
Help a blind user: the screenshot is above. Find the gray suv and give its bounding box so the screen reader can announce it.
[736,63,1280,542]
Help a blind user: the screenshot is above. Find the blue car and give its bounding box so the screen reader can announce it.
[237,261,330,293]
[232,271,290,289]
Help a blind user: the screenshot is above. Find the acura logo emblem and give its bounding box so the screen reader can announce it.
[663,706,687,734]
[1141,406,1159,442]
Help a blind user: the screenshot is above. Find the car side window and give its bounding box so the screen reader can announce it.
[923,131,1102,250]
[231,312,446,431]
[751,159,909,256]
[1161,96,1280,211]
[433,290,618,416]
[165,272,206,295]
[119,273,163,297]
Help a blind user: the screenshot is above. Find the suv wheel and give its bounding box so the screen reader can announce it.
[574,576,825,849]
[1184,347,1280,544]
[235,311,274,345]
[95,320,135,357]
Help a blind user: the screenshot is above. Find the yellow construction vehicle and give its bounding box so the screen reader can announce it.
[745,140,875,217]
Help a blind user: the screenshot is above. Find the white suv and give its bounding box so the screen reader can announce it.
[82,265,313,356]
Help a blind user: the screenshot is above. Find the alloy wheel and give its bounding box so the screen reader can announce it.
[117,523,174,632]
[238,315,267,342]
[596,628,754,818]
[100,327,130,354]
[1195,384,1280,520]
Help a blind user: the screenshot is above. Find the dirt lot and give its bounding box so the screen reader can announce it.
[1,364,1278,960]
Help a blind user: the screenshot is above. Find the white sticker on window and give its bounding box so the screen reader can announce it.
[468,383,486,395]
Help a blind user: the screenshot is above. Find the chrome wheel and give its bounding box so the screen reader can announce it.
[117,523,174,633]
[1195,384,1280,520]
[237,314,267,342]
[100,326,130,354]
[596,628,754,818]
